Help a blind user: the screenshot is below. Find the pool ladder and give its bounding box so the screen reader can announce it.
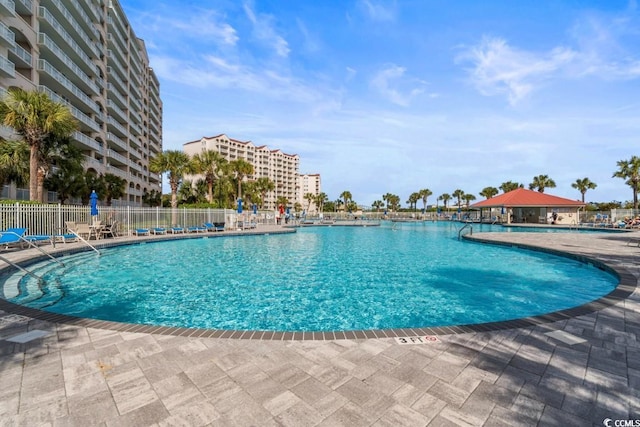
[458,223,473,240]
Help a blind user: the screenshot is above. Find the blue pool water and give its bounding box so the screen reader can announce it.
[2,223,617,332]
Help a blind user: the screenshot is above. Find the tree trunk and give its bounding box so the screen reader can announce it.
[36,165,46,203]
[29,145,38,202]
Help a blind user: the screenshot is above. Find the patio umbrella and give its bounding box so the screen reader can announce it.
[253,204,257,215]
[90,190,98,217]
[237,198,243,214]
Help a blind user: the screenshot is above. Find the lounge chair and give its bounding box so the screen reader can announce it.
[150,227,166,235]
[133,228,150,236]
[24,234,52,245]
[0,228,28,249]
[168,227,185,234]
[53,233,79,244]
[188,225,207,233]
[203,222,217,232]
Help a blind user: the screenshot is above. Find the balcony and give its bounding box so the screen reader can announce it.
[0,54,15,77]
[63,0,100,41]
[42,0,100,56]
[72,131,102,152]
[106,66,127,93]
[106,165,128,180]
[0,0,15,17]
[107,149,128,166]
[37,8,100,71]
[14,0,29,15]
[83,155,103,171]
[37,6,100,59]
[39,86,101,133]
[38,35,100,96]
[107,117,127,138]
[106,132,127,152]
[107,83,127,108]
[10,44,31,68]
[0,21,15,47]
[38,59,100,115]
[107,99,127,122]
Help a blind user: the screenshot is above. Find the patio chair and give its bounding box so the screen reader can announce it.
[150,227,167,235]
[100,221,119,239]
[168,227,185,234]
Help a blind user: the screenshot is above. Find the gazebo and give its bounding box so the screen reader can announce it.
[470,188,585,225]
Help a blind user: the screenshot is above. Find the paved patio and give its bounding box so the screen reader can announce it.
[0,229,638,426]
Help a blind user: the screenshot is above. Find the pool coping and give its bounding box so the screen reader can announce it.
[0,230,636,340]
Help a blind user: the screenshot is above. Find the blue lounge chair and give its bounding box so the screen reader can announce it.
[203,222,225,232]
[24,234,52,245]
[0,228,27,248]
[187,226,207,233]
[168,227,185,234]
[133,228,150,236]
[151,227,166,235]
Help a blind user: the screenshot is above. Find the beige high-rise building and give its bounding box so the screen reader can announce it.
[298,173,322,213]
[0,0,162,204]
[183,134,299,210]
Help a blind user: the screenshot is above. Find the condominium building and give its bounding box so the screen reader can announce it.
[0,0,162,204]
[183,134,299,210]
[298,173,322,213]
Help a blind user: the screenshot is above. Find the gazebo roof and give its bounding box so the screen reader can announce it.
[471,188,585,208]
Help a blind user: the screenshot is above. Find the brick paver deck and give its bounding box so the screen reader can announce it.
[0,228,638,426]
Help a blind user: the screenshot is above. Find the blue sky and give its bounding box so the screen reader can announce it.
[121,0,640,206]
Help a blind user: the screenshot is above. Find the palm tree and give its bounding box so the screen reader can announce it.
[371,200,384,212]
[500,181,524,193]
[253,177,275,209]
[613,156,640,210]
[0,140,29,188]
[479,186,499,199]
[571,178,597,203]
[340,190,352,212]
[315,192,328,213]
[191,150,227,203]
[229,158,254,200]
[0,88,77,202]
[103,173,127,206]
[452,189,465,211]
[463,193,476,209]
[149,150,192,211]
[407,192,420,212]
[438,193,451,213]
[529,175,556,193]
[419,188,432,213]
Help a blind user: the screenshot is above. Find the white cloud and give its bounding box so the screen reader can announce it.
[358,0,396,22]
[243,2,290,57]
[458,37,576,105]
[370,64,426,106]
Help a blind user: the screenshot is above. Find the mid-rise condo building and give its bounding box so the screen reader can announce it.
[183,134,300,210]
[298,173,322,213]
[0,0,162,204]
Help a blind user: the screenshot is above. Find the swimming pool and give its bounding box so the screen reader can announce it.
[1,223,618,332]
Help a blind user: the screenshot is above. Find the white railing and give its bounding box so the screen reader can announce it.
[0,204,278,236]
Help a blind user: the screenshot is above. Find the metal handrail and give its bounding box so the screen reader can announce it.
[458,223,473,240]
[67,230,101,255]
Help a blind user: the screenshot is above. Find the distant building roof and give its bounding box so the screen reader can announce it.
[471,188,584,208]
